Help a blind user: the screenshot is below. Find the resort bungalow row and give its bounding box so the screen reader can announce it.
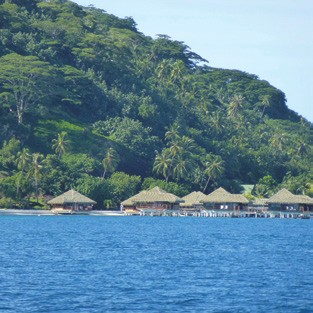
[120,186,313,218]
[46,187,313,218]
[121,186,250,217]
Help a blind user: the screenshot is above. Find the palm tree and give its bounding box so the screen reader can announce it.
[203,156,225,193]
[180,136,196,154]
[215,86,229,107]
[173,156,190,181]
[296,140,309,157]
[192,167,206,190]
[52,131,70,158]
[32,153,43,203]
[209,110,225,135]
[156,59,172,85]
[169,141,183,157]
[260,95,271,118]
[296,181,311,196]
[153,150,172,182]
[102,147,119,179]
[170,60,186,85]
[165,125,180,144]
[16,148,31,197]
[227,94,245,120]
[269,132,286,153]
[17,148,31,172]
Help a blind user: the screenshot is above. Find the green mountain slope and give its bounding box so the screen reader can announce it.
[0,0,312,208]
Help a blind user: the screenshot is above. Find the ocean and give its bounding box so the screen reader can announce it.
[0,216,312,312]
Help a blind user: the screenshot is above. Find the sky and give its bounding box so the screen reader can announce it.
[73,0,313,122]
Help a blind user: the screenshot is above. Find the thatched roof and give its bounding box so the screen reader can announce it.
[267,189,313,204]
[180,191,206,207]
[121,191,145,206]
[267,189,313,205]
[266,189,313,204]
[201,187,230,203]
[294,195,313,205]
[47,189,96,205]
[267,189,295,204]
[201,187,249,204]
[227,194,250,204]
[121,186,184,206]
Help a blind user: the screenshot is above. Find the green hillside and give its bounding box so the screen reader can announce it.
[0,0,312,209]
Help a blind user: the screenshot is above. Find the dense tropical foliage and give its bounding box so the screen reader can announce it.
[0,0,312,209]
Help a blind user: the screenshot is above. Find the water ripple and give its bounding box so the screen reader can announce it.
[0,216,312,312]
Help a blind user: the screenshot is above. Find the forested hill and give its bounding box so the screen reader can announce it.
[0,0,312,208]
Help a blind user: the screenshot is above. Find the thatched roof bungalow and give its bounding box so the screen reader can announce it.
[267,189,313,212]
[121,186,184,214]
[47,189,96,214]
[201,187,249,211]
[180,191,206,211]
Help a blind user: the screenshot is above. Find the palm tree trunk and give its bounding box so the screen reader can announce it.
[203,176,211,193]
[35,177,38,203]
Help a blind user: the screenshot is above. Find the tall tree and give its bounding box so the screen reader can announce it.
[16,148,30,172]
[165,124,180,143]
[260,95,271,118]
[173,156,191,181]
[31,153,43,203]
[170,60,187,85]
[180,136,196,155]
[102,147,119,179]
[209,110,225,135]
[16,147,31,197]
[203,156,225,193]
[155,59,172,84]
[227,94,245,120]
[269,132,287,153]
[0,53,57,124]
[169,141,183,158]
[153,150,172,182]
[296,140,310,157]
[52,131,70,159]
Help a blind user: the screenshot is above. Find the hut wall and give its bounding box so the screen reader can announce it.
[269,203,300,212]
[136,202,173,210]
[203,203,247,211]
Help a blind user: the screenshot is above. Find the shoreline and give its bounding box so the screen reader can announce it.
[0,209,125,216]
[0,209,311,219]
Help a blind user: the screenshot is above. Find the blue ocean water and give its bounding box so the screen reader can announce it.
[0,216,312,313]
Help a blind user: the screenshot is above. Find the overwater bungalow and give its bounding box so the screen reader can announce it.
[180,191,206,216]
[201,187,249,216]
[47,189,96,214]
[121,186,184,216]
[243,198,270,218]
[267,189,313,216]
